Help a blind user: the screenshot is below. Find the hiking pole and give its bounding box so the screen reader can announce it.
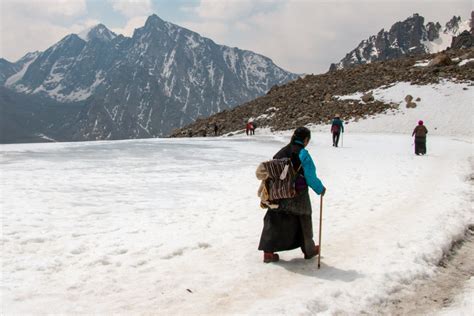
[318,195,323,269]
[341,133,344,148]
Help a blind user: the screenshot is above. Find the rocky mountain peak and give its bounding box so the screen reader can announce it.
[445,16,462,33]
[329,12,471,71]
[143,14,167,30]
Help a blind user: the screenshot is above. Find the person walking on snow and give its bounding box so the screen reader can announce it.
[331,115,344,147]
[258,127,326,263]
[246,121,252,136]
[412,120,428,155]
[214,123,219,136]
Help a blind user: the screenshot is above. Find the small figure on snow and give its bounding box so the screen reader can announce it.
[412,120,428,155]
[331,115,344,147]
[250,122,256,135]
[214,123,219,136]
[246,121,254,136]
[258,127,326,263]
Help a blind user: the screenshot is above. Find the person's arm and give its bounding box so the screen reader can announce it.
[298,148,325,195]
[340,121,344,133]
[412,127,417,137]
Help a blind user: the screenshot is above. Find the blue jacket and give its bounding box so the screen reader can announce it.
[331,118,344,133]
[298,148,324,195]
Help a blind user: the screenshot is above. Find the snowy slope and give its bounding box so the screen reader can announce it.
[328,79,473,137]
[1,132,472,314]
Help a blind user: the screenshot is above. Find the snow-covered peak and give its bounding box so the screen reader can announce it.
[78,24,117,42]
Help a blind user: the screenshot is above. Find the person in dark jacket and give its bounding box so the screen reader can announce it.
[331,115,344,147]
[412,120,428,155]
[258,127,326,263]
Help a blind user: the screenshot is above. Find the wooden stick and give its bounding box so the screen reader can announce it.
[318,195,323,269]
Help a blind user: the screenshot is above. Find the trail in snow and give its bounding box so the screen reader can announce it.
[1,132,471,314]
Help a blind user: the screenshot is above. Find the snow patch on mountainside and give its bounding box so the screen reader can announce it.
[33,70,105,102]
[423,20,470,53]
[5,57,38,87]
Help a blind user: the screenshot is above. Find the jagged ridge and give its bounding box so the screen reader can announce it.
[329,13,472,71]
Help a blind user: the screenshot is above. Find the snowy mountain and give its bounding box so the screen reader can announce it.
[329,14,472,71]
[0,14,298,140]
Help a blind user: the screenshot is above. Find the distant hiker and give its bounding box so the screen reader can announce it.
[331,115,344,147]
[258,127,326,263]
[412,120,428,155]
[214,123,219,136]
[246,121,253,136]
[251,122,257,135]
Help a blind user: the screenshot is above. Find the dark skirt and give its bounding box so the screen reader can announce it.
[415,136,427,155]
[258,189,317,256]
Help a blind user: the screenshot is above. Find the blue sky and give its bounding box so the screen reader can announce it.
[1,0,471,73]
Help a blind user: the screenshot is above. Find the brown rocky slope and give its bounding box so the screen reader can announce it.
[170,48,474,138]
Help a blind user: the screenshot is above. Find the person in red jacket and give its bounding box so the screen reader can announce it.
[246,122,253,136]
[412,120,428,155]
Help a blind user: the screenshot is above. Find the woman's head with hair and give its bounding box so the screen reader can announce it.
[291,127,311,146]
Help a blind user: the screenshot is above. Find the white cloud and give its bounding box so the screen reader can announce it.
[111,15,148,37]
[193,0,258,20]
[0,0,94,61]
[108,0,153,18]
[1,0,87,18]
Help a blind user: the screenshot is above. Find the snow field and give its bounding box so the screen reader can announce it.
[1,131,472,314]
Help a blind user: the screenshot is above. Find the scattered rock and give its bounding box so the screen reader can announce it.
[450,30,474,50]
[361,91,374,102]
[416,97,421,101]
[405,95,413,102]
[406,101,417,108]
[428,54,452,67]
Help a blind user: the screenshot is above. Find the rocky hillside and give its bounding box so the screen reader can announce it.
[0,14,297,141]
[329,13,472,71]
[170,48,474,138]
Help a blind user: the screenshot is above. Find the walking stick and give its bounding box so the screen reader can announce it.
[341,133,344,148]
[318,195,323,269]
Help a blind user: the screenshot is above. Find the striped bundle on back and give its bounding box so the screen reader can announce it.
[262,158,297,200]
